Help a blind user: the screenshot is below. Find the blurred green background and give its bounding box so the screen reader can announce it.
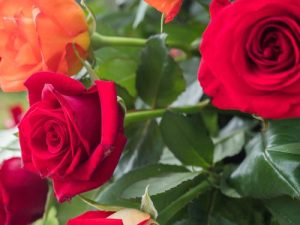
[0,92,27,129]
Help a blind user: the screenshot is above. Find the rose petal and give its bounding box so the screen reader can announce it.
[67,211,122,225]
[25,72,86,105]
[144,0,183,23]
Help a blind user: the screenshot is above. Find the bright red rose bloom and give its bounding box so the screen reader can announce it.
[198,0,300,119]
[18,72,127,202]
[67,209,157,225]
[0,157,48,225]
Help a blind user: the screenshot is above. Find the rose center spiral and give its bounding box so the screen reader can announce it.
[246,17,299,73]
[44,121,68,154]
[261,30,282,60]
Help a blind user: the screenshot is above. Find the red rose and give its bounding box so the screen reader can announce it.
[0,157,48,225]
[198,0,300,119]
[67,209,157,225]
[18,72,127,202]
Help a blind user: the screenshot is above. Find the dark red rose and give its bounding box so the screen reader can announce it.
[67,209,157,225]
[198,0,300,119]
[18,72,127,202]
[0,157,48,225]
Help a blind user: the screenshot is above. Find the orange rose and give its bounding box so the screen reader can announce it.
[144,0,183,23]
[0,0,90,92]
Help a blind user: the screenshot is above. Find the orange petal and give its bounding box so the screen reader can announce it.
[145,0,183,23]
[33,0,89,36]
[0,0,90,92]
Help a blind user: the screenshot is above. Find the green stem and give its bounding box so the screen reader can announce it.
[207,190,217,225]
[125,100,210,126]
[42,186,54,225]
[160,14,165,34]
[91,32,199,55]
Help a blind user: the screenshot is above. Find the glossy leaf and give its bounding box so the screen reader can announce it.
[115,120,164,177]
[265,196,300,225]
[231,119,300,199]
[95,47,140,96]
[160,111,214,168]
[133,0,148,28]
[32,207,59,225]
[122,171,199,198]
[136,34,186,108]
[213,117,253,163]
[157,178,212,225]
[97,164,204,211]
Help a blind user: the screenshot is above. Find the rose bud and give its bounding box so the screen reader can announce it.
[144,0,183,23]
[67,209,158,225]
[4,105,23,128]
[199,0,300,119]
[0,0,90,92]
[18,72,127,202]
[0,157,48,225]
[10,105,23,126]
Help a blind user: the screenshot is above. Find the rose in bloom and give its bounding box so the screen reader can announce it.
[198,0,300,119]
[144,0,183,23]
[68,209,157,225]
[0,157,48,225]
[18,72,127,202]
[0,0,90,92]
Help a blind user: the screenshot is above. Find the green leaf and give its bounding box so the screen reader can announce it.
[115,120,164,177]
[213,117,253,163]
[157,179,212,225]
[201,109,218,137]
[219,165,241,199]
[231,119,300,199]
[136,34,186,108]
[133,0,148,28]
[160,111,214,168]
[97,164,201,209]
[159,148,182,165]
[122,171,199,198]
[32,207,59,225]
[210,195,266,225]
[116,84,135,110]
[95,47,140,96]
[180,192,267,225]
[140,185,158,219]
[171,58,203,107]
[78,195,124,211]
[164,22,205,46]
[56,190,98,224]
[194,0,211,5]
[265,196,300,225]
[179,57,201,85]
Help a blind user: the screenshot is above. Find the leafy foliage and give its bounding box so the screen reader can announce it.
[136,34,186,108]
[231,119,300,199]
[0,0,297,225]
